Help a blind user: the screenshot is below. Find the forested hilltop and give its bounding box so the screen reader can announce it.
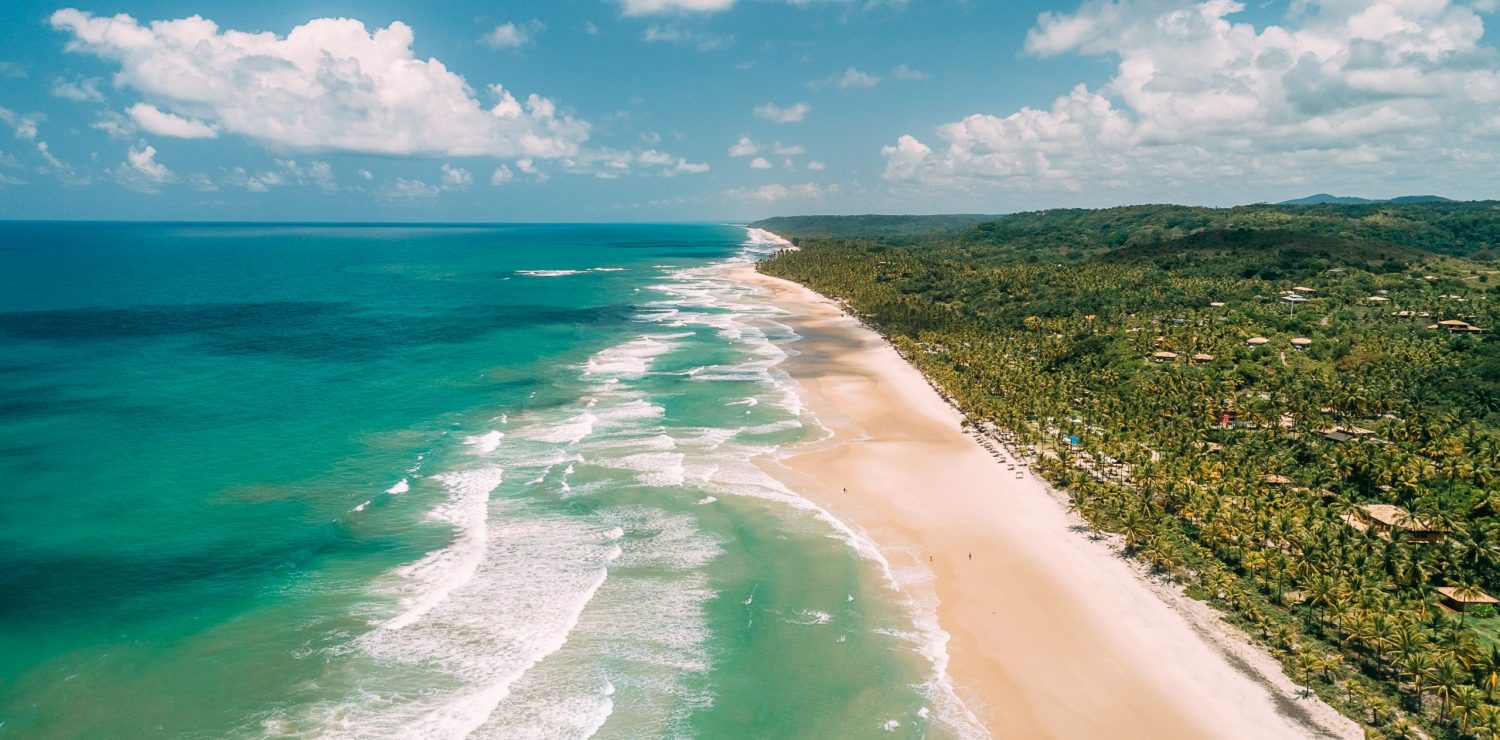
[750,213,1001,241]
[755,200,1500,260]
[758,204,1500,739]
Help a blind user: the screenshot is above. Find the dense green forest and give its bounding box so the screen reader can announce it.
[759,204,1500,739]
[755,200,1500,260]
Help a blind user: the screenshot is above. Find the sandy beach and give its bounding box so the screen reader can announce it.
[732,252,1360,739]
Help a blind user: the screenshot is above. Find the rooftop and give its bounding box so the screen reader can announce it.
[1436,586,1499,604]
[1359,503,1440,532]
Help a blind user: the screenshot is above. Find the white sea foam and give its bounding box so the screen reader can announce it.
[380,467,502,631]
[583,335,676,380]
[465,431,504,454]
[315,498,621,739]
[386,479,410,495]
[464,507,718,738]
[604,451,686,487]
[520,410,598,445]
[515,266,625,278]
[791,610,832,625]
[515,269,584,277]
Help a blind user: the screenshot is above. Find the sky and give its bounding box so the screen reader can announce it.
[0,0,1498,221]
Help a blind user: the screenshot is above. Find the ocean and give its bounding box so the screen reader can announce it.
[0,223,969,738]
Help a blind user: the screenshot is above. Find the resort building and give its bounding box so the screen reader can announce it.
[1368,296,1390,303]
[1190,353,1215,364]
[1323,426,1376,443]
[1291,337,1312,350]
[1246,337,1270,347]
[1430,319,1488,334]
[1150,351,1178,363]
[1345,504,1446,544]
[1435,586,1499,614]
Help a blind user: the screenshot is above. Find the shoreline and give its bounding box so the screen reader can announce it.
[727,243,1359,738]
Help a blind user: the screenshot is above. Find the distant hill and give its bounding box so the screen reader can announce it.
[757,201,1500,261]
[1095,228,1439,279]
[749,214,1000,241]
[1278,194,1453,206]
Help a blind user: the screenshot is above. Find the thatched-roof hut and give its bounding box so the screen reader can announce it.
[1436,586,1499,613]
[1347,504,1445,543]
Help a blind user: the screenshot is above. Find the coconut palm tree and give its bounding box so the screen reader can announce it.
[1433,657,1466,722]
[1454,684,1485,734]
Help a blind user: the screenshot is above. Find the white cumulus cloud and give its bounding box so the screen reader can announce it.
[728,136,760,156]
[619,0,736,15]
[127,103,217,139]
[51,9,590,160]
[891,64,926,81]
[441,163,474,189]
[725,181,835,201]
[749,156,773,169]
[0,108,40,141]
[642,24,734,50]
[885,0,1500,200]
[811,67,880,90]
[51,76,104,102]
[480,21,541,50]
[753,102,810,123]
[384,177,441,198]
[116,143,175,192]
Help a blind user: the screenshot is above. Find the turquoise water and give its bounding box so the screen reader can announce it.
[0,223,969,738]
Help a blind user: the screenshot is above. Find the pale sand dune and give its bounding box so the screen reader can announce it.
[732,264,1360,740]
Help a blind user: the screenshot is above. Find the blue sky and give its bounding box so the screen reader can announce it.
[1,0,1498,221]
